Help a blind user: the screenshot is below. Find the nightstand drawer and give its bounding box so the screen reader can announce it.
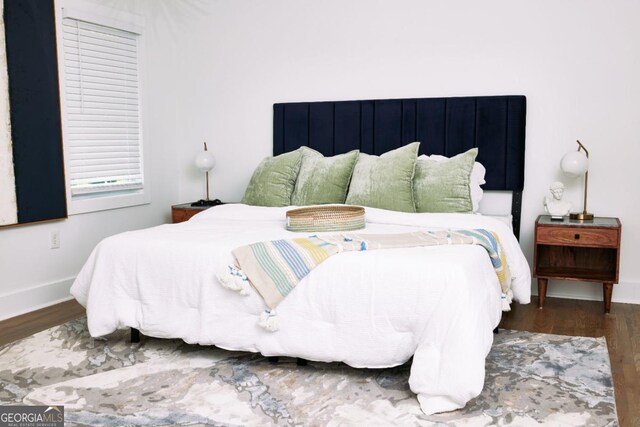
[537,226,618,248]
[171,203,216,223]
[172,208,200,223]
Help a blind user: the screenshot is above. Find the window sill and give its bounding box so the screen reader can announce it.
[68,190,150,215]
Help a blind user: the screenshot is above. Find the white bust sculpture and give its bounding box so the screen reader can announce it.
[544,181,572,217]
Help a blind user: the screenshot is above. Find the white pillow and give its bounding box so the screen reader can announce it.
[421,154,486,212]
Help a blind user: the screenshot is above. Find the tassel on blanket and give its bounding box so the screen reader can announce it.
[217,265,251,296]
[258,309,279,332]
[501,289,513,312]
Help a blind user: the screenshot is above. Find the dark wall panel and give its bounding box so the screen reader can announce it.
[373,100,402,154]
[416,98,446,156]
[476,98,508,190]
[309,103,334,156]
[444,98,475,157]
[4,0,66,223]
[282,103,309,153]
[334,102,361,154]
[359,101,374,154]
[506,97,526,191]
[274,95,526,191]
[401,99,417,144]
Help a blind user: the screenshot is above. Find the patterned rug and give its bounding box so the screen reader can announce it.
[0,318,617,426]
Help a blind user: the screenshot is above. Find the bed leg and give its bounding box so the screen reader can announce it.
[493,326,499,334]
[130,328,140,343]
[268,356,279,364]
[296,358,308,366]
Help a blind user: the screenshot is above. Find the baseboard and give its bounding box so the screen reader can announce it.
[0,277,75,321]
[533,280,640,305]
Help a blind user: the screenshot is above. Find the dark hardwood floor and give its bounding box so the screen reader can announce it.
[1,297,638,425]
[500,297,640,427]
[0,299,85,347]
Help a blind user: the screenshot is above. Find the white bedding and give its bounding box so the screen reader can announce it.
[71,204,531,415]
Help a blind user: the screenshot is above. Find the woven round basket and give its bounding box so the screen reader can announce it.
[286,206,365,232]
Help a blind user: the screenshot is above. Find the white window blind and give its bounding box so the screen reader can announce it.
[61,17,143,196]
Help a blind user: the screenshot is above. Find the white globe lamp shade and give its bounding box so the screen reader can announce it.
[195,151,216,172]
[561,150,588,178]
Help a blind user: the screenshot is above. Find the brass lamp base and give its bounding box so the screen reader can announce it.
[570,212,594,221]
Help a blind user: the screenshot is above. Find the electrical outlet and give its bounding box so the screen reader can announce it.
[50,230,60,249]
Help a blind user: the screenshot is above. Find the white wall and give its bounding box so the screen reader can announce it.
[173,0,640,304]
[0,0,181,320]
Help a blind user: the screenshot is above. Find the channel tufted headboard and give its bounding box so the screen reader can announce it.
[273,95,526,237]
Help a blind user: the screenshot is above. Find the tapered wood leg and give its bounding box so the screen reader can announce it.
[537,278,548,309]
[130,328,140,343]
[603,282,613,314]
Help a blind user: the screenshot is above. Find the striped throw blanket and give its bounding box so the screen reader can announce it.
[218,229,512,331]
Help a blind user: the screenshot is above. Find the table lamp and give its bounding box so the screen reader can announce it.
[192,142,219,207]
[560,140,593,221]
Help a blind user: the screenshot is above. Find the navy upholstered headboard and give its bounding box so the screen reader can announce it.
[273,95,526,236]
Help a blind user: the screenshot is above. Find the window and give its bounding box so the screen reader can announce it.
[58,9,147,214]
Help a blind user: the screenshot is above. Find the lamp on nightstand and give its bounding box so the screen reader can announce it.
[192,142,220,207]
[561,140,593,221]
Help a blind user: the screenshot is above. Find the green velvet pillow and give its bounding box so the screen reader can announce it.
[345,142,420,213]
[291,147,359,206]
[241,149,303,207]
[413,148,478,213]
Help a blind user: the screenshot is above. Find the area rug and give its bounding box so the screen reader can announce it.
[0,319,617,426]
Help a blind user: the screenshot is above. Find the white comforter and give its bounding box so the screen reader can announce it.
[71,204,531,415]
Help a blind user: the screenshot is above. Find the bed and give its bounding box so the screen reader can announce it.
[71,95,531,415]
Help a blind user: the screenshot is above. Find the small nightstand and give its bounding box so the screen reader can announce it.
[171,203,214,223]
[533,215,621,313]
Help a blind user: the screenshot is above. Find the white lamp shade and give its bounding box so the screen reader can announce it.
[561,150,588,178]
[195,151,216,172]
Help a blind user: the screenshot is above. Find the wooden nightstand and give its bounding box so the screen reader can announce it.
[171,203,214,223]
[533,215,621,313]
